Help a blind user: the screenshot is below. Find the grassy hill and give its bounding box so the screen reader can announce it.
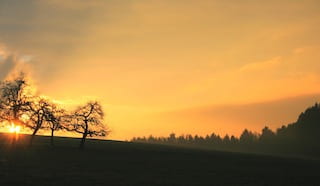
[0,133,319,186]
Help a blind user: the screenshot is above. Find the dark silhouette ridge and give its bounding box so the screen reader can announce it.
[132,103,320,157]
[0,134,319,186]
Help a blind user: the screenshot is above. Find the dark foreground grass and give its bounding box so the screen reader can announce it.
[0,133,319,186]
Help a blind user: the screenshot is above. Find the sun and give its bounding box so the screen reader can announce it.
[8,123,21,134]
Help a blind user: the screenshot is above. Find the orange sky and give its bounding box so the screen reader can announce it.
[1,0,320,140]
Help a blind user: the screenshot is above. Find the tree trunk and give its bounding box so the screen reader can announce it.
[79,132,87,150]
[50,129,54,147]
[80,122,89,150]
[30,127,39,146]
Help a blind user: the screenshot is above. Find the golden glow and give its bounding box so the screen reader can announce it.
[20,114,30,123]
[1,1,320,140]
[8,123,21,134]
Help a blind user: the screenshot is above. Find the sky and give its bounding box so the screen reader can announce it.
[1,0,320,140]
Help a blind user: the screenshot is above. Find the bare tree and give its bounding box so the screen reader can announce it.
[0,74,33,126]
[66,101,108,149]
[25,97,51,145]
[44,103,66,146]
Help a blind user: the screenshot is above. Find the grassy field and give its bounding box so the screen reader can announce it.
[0,133,319,186]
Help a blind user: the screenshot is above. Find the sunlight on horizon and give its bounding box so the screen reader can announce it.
[1,0,320,140]
[8,123,21,134]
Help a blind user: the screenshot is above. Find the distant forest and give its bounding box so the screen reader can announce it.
[132,103,320,157]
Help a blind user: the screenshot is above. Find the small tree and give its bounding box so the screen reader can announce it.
[67,101,108,149]
[260,126,275,143]
[44,102,66,146]
[223,135,231,145]
[240,129,258,145]
[25,97,51,145]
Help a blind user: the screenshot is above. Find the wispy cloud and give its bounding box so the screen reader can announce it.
[239,57,282,73]
[0,44,33,80]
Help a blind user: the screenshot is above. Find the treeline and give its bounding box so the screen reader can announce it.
[0,74,108,148]
[132,103,320,157]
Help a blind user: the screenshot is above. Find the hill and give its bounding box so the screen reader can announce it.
[0,133,319,186]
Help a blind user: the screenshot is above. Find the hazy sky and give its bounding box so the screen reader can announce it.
[1,0,320,139]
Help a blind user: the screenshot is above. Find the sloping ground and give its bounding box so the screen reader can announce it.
[0,133,319,186]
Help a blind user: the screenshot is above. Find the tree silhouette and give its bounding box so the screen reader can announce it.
[296,103,320,143]
[230,135,238,145]
[0,74,32,126]
[168,133,176,143]
[240,129,258,145]
[260,126,275,143]
[43,102,66,146]
[26,97,51,145]
[66,101,108,149]
[223,135,230,145]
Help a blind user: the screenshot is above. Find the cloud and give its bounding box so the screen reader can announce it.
[0,55,17,80]
[239,56,282,72]
[0,45,33,80]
